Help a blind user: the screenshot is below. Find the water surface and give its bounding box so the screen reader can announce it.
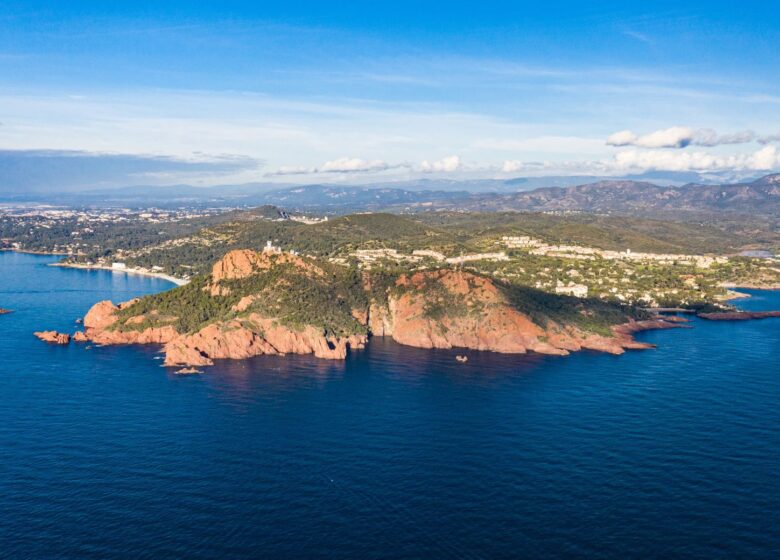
[1,251,779,559]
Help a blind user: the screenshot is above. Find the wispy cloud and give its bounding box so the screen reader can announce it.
[621,29,653,44]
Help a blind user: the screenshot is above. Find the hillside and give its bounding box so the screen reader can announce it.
[63,248,672,367]
[95,211,758,280]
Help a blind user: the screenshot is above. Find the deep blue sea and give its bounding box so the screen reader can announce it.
[1,251,779,559]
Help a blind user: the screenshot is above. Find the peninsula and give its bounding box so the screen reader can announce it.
[36,247,691,367]
[27,210,780,367]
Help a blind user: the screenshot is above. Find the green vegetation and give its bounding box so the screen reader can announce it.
[113,276,242,334]
[1,210,241,258]
[414,212,746,254]
[222,261,367,337]
[501,283,646,336]
[115,258,369,337]
[112,210,769,282]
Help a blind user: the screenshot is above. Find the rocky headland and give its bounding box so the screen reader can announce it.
[37,248,694,367]
[698,310,780,321]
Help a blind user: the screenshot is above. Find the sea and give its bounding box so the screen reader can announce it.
[1,251,779,559]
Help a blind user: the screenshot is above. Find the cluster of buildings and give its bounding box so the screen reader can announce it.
[502,236,728,269]
[350,248,510,267]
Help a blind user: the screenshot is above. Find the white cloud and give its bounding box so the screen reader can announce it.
[501,160,524,173]
[606,126,776,149]
[750,145,780,169]
[498,146,780,177]
[606,130,639,147]
[608,126,700,148]
[612,146,780,172]
[320,157,390,173]
[419,155,461,173]
[266,157,395,176]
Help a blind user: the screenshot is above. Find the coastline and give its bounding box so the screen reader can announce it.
[2,249,188,286]
[1,247,69,256]
[721,282,780,292]
[49,262,189,286]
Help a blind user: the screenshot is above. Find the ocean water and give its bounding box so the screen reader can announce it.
[1,251,779,559]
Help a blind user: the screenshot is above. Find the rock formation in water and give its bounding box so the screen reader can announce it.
[61,248,688,367]
[34,331,71,345]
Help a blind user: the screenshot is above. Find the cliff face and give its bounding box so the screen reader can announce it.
[377,269,669,356]
[69,249,681,367]
[164,316,366,366]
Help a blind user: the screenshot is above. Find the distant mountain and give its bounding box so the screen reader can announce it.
[252,184,473,210]
[414,174,780,216]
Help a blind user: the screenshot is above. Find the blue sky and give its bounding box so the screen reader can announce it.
[1,1,780,189]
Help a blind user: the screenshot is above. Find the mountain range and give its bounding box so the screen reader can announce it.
[2,172,779,219]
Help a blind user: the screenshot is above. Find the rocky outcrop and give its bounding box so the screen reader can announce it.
[211,249,267,283]
[72,331,89,342]
[34,331,71,345]
[162,314,366,366]
[377,269,677,357]
[81,299,178,345]
[209,249,323,295]
[698,310,780,321]
[83,300,121,330]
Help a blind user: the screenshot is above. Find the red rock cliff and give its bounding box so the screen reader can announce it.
[375,269,675,356]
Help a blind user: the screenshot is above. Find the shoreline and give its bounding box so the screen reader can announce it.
[720,282,780,292]
[49,262,189,286]
[3,249,188,286]
[1,247,69,256]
